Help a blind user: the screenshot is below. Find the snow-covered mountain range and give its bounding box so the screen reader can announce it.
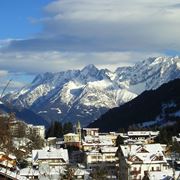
[3,56,180,126]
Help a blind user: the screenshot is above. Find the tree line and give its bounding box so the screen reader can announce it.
[46,121,73,138]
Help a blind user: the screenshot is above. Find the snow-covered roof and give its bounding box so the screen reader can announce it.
[127,131,159,136]
[64,133,79,136]
[13,137,31,148]
[149,169,180,180]
[74,168,90,176]
[20,166,66,177]
[82,135,113,146]
[20,167,39,176]
[100,146,118,153]
[0,161,15,168]
[32,147,69,163]
[0,152,5,155]
[120,144,167,164]
[0,152,16,160]
[0,167,27,180]
[83,128,99,131]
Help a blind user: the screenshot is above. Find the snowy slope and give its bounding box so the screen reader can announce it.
[3,57,180,126]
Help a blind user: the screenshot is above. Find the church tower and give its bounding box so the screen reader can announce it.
[76,120,81,142]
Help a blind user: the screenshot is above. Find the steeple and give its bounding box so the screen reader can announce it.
[76,120,81,141]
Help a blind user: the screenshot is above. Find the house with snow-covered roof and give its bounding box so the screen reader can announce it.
[82,135,113,151]
[119,131,159,144]
[32,147,69,167]
[118,143,170,180]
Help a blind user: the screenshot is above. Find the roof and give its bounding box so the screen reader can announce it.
[149,169,180,180]
[127,131,159,136]
[120,144,167,164]
[0,167,27,180]
[32,147,69,163]
[83,128,99,131]
[100,146,118,153]
[64,133,78,136]
[20,167,39,176]
[83,135,113,146]
[74,168,90,176]
[20,166,66,177]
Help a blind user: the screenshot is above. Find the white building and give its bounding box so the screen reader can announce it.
[64,133,81,148]
[85,146,118,178]
[120,131,159,144]
[9,120,45,140]
[82,128,99,137]
[118,144,170,180]
[27,124,45,139]
[32,147,69,167]
[82,134,114,151]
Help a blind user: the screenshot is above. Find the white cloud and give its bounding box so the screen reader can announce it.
[0,51,163,73]
[0,0,179,87]
[0,70,8,77]
[1,0,180,53]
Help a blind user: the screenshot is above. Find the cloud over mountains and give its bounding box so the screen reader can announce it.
[0,0,180,90]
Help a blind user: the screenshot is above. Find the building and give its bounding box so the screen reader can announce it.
[98,132,121,146]
[82,128,99,137]
[9,120,27,137]
[119,131,159,144]
[76,120,82,142]
[84,147,118,178]
[32,147,69,167]
[27,124,45,139]
[9,120,45,139]
[82,135,113,151]
[118,144,170,180]
[0,152,16,170]
[64,133,81,148]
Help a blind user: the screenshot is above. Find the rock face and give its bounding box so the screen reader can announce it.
[3,57,180,126]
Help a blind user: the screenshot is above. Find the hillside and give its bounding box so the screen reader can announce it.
[0,102,49,128]
[88,78,180,132]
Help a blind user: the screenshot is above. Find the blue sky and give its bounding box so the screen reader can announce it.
[0,0,51,39]
[0,0,180,92]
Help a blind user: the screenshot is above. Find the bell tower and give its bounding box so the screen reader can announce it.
[76,120,81,142]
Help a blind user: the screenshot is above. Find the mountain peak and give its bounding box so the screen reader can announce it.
[82,64,98,71]
[81,64,99,77]
[3,56,180,127]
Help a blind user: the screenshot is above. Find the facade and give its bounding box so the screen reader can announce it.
[82,128,99,137]
[27,124,45,139]
[9,120,26,137]
[0,152,16,170]
[64,133,81,148]
[84,147,118,178]
[118,144,170,180]
[9,120,45,139]
[32,125,45,139]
